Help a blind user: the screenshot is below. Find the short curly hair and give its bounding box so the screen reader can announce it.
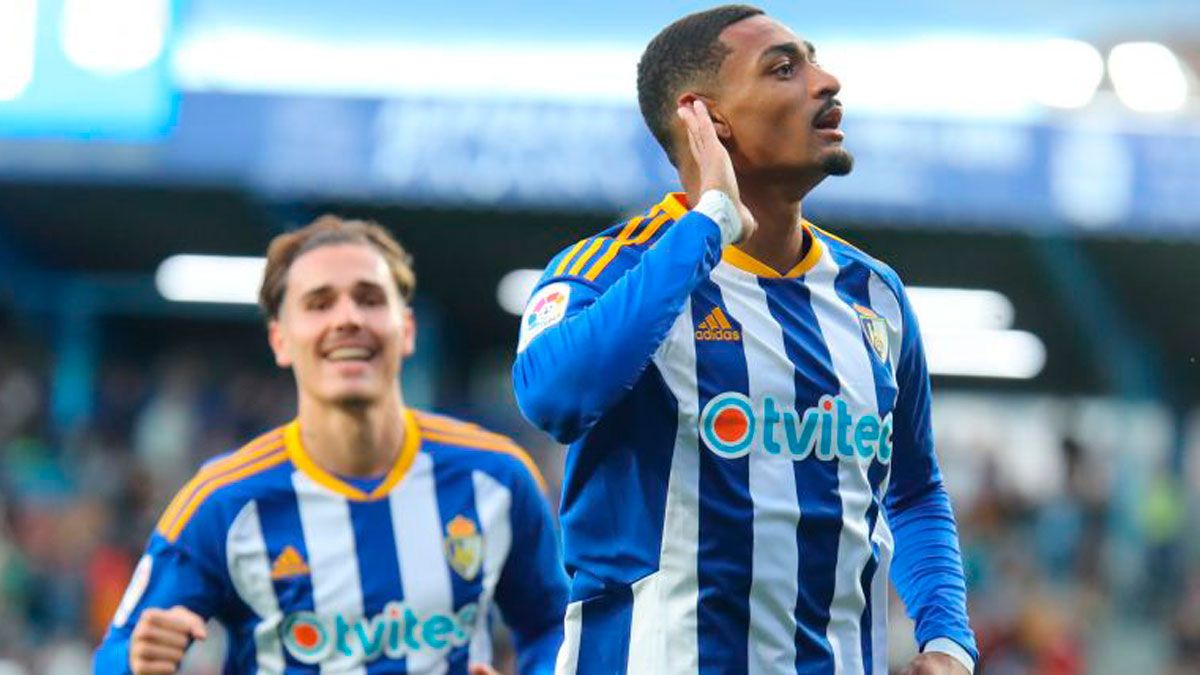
[636,4,764,166]
[259,215,415,320]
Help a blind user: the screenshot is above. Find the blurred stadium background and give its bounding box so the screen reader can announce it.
[1,0,1199,673]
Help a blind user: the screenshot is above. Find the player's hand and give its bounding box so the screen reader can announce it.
[129,606,207,675]
[899,652,970,675]
[676,99,757,243]
[468,664,501,675]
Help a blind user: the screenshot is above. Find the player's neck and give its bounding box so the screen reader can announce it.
[737,183,808,276]
[295,392,406,478]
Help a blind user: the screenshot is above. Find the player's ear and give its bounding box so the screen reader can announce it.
[268,319,293,368]
[676,92,732,140]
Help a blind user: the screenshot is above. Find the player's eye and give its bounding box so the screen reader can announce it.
[773,61,795,78]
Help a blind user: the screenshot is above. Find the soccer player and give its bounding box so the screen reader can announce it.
[513,5,975,675]
[95,216,568,674]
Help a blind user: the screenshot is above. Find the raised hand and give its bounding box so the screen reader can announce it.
[129,606,207,675]
[676,99,757,243]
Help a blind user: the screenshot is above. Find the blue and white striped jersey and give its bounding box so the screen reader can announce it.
[95,410,568,674]
[513,192,976,674]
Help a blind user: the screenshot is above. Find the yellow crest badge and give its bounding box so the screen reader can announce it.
[853,304,890,363]
[444,515,484,581]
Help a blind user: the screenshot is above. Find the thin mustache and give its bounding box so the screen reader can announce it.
[815,98,843,121]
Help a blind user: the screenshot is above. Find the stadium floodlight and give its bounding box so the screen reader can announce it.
[906,287,1014,331]
[1031,39,1105,109]
[0,0,37,101]
[1108,42,1190,113]
[156,255,266,304]
[61,0,169,75]
[497,269,545,316]
[923,329,1046,379]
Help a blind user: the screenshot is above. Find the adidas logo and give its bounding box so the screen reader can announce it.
[695,307,741,342]
[271,545,310,580]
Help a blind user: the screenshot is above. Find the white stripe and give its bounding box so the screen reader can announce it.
[871,517,895,675]
[225,501,285,674]
[389,453,451,675]
[807,252,878,675]
[554,600,583,675]
[293,472,366,675]
[713,265,800,674]
[633,299,701,675]
[627,570,662,670]
[470,470,513,667]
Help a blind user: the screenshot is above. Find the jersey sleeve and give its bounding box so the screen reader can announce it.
[93,488,230,674]
[512,207,726,444]
[883,281,978,667]
[492,460,570,675]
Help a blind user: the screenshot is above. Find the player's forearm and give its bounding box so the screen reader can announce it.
[514,210,725,443]
[887,482,978,664]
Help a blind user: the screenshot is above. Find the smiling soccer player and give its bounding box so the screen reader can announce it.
[96,216,568,675]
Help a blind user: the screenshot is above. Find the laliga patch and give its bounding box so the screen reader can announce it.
[517,282,571,352]
[113,554,153,627]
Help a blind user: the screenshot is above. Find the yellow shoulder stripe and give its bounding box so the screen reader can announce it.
[155,430,283,536]
[583,209,673,281]
[553,239,590,277]
[413,412,508,441]
[160,446,288,542]
[567,237,610,277]
[425,432,549,494]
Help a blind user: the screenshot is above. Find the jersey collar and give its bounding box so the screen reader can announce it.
[658,192,825,279]
[284,410,421,501]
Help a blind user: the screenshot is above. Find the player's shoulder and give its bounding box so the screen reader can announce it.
[153,425,293,545]
[809,222,907,295]
[540,192,688,291]
[412,410,548,494]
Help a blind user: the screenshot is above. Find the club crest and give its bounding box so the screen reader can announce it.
[853,304,890,363]
[444,514,484,581]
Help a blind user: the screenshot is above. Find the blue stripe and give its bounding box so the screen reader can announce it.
[829,251,903,673]
[348,499,407,675]
[760,276,841,674]
[691,280,753,674]
[255,481,317,672]
[576,585,634,675]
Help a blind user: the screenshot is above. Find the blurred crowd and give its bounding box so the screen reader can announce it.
[0,346,1197,674]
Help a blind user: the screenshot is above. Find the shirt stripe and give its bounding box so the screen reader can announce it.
[713,264,801,674]
[634,301,702,675]
[391,453,452,674]
[691,279,753,674]
[808,251,878,675]
[225,500,286,674]
[294,471,367,675]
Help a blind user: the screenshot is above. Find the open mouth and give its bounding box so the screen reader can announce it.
[323,346,376,362]
[814,105,843,130]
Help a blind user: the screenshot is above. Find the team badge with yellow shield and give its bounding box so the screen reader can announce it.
[853,304,890,363]
[444,514,483,581]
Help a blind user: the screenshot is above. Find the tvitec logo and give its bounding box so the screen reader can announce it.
[281,601,478,665]
[700,392,893,463]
